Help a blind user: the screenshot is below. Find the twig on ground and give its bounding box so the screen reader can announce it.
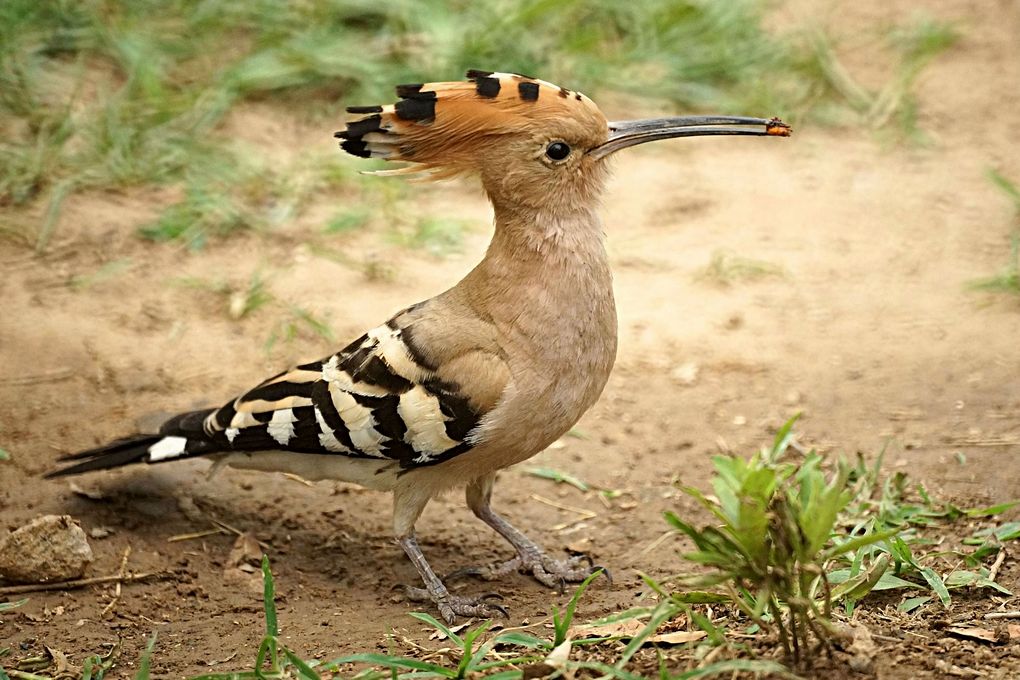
[168,528,229,542]
[99,546,132,618]
[282,472,315,487]
[946,436,1018,448]
[208,517,271,551]
[639,530,676,556]
[529,494,597,531]
[0,571,167,596]
[984,610,1020,620]
[988,548,1007,583]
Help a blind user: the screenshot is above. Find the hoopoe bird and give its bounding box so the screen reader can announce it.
[47,70,790,623]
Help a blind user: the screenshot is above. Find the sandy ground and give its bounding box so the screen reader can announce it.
[2,0,1019,677]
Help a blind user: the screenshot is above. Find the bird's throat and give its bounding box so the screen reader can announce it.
[467,206,618,380]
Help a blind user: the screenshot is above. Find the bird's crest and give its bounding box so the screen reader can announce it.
[336,70,606,179]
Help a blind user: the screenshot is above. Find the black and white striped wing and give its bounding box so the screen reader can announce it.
[192,321,487,468]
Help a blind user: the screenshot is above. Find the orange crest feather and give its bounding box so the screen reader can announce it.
[336,70,605,178]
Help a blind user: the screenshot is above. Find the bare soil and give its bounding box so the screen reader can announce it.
[2,1,1019,677]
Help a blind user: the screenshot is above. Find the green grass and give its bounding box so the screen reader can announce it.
[696,250,785,287]
[804,15,958,140]
[968,170,1020,296]
[175,270,333,352]
[524,466,591,492]
[7,427,1016,677]
[664,416,890,664]
[1,1,958,251]
[660,416,1019,667]
[68,259,134,290]
[264,305,335,353]
[397,217,472,257]
[178,561,794,679]
[137,153,356,250]
[0,599,27,613]
[0,557,787,680]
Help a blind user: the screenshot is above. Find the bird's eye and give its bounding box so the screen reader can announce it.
[545,141,571,161]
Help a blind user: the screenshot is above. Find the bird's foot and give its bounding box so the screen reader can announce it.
[449,551,610,592]
[401,585,508,624]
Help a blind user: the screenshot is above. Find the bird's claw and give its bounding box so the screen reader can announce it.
[400,583,433,602]
[453,550,608,590]
[399,584,509,623]
[527,551,603,590]
[435,594,509,624]
[592,565,613,585]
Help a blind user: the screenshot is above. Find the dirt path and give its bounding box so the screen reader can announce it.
[2,1,1019,677]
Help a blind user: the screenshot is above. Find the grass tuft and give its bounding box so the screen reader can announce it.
[696,250,784,287]
[805,14,958,140]
[661,416,1019,667]
[968,170,1020,296]
[664,415,880,664]
[1,1,958,250]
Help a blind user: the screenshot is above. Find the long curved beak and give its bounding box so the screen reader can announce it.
[589,115,791,160]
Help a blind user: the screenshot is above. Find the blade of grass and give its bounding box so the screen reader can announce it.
[261,556,279,673]
[281,647,321,680]
[919,567,951,608]
[0,599,27,612]
[407,612,464,647]
[134,633,157,680]
[524,467,589,492]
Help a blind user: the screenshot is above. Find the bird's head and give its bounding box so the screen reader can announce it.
[337,70,790,214]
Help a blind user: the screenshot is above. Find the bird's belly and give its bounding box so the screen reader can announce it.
[221,451,400,491]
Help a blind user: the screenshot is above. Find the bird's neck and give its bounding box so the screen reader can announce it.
[461,204,618,369]
[472,205,613,306]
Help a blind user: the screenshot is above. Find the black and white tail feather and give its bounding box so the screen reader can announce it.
[46,316,485,479]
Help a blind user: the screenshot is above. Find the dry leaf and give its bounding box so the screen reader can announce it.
[947,626,1005,644]
[68,482,105,500]
[571,619,646,640]
[45,646,74,675]
[222,567,264,593]
[227,533,263,569]
[648,630,708,645]
[429,622,468,640]
[572,619,707,646]
[1008,624,1020,640]
[566,537,592,553]
[544,637,572,673]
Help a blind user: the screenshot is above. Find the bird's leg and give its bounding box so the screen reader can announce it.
[457,474,607,590]
[397,533,507,623]
[393,486,507,624]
